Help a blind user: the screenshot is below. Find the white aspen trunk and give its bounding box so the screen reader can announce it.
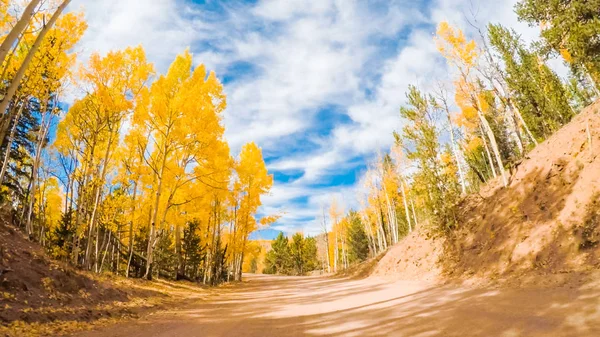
[410,199,418,228]
[443,105,467,194]
[383,188,398,244]
[333,231,338,273]
[491,84,528,155]
[322,209,331,273]
[511,101,538,146]
[376,219,384,252]
[341,236,345,270]
[25,108,51,237]
[511,112,525,154]
[376,210,387,250]
[582,64,600,97]
[99,231,111,273]
[0,0,71,129]
[479,123,497,178]
[363,217,376,255]
[400,180,412,233]
[94,226,101,272]
[0,0,41,66]
[0,103,24,183]
[115,231,119,274]
[478,110,508,187]
[125,180,137,278]
[85,131,116,269]
[145,161,166,279]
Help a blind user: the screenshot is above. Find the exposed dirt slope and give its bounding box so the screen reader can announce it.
[370,229,443,283]
[0,219,204,337]
[445,100,600,285]
[371,100,600,286]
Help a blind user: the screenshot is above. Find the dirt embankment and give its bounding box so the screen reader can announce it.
[369,230,443,283]
[371,100,600,287]
[0,219,205,337]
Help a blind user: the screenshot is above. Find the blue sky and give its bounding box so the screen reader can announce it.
[71,0,546,238]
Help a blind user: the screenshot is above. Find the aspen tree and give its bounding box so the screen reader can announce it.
[436,22,508,187]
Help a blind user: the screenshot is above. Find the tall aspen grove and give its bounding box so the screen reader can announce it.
[0,0,273,284]
[2,0,599,279]
[5,0,600,336]
[318,2,599,269]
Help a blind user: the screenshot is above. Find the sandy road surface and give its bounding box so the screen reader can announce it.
[73,274,600,337]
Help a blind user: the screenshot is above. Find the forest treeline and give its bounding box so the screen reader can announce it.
[1,0,599,282]
[262,232,320,275]
[321,0,600,272]
[0,0,276,284]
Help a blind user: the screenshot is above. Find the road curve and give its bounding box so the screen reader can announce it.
[73,274,600,337]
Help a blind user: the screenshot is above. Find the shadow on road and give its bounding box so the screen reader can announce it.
[75,273,600,337]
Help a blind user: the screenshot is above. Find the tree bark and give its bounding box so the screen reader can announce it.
[25,104,51,237]
[0,102,24,183]
[85,131,116,270]
[0,0,71,134]
[321,207,331,273]
[0,0,41,67]
[478,111,507,187]
[145,153,167,280]
[511,100,538,146]
[400,180,412,232]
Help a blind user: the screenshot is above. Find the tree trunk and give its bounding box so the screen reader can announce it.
[320,207,331,273]
[0,0,41,67]
[511,101,538,146]
[410,199,418,228]
[0,0,71,132]
[0,102,24,183]
[400,180,412,232]
[99,231,111,273]
[25,106,51,237]
[85,127,117,269]
[175,221,183,278]
[479,123,497,178]
[478,111,507,187]
[382,182,398,244]
[145,159,167,280]
[126,235,135,278]
[443,107,467,194]
[333,231,338,273]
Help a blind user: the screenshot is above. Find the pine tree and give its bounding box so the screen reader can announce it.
[347,211,369,263]
[488,24,574,140]
[399,85,460,232]
[264,232,291,275]
[516,0,600,88]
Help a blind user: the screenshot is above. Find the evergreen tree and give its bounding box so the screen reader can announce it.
[488,24,574,140]
[347,211,369,263]
[516,0,600,87]
[153,229,176,278]
[263,232,318,275]
[400,85,460,232]
[302,237,319,273]
[48,210,75,261]
[182,220,203,280]
[290,233,306,275]
[264,232,291,275]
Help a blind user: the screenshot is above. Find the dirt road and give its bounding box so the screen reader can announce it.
[74,274,600,337]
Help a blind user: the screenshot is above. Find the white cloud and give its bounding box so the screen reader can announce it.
[71,0,201,71]
[71,0,558,236]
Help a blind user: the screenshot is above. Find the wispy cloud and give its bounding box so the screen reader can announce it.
[71,0,555,237]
